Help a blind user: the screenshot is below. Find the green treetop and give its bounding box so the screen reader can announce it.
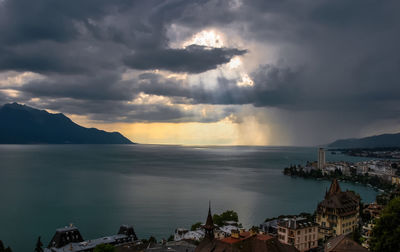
[213,210,239,227]
[369,197,400,252]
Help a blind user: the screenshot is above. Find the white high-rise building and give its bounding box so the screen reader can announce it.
[318,148,326,169]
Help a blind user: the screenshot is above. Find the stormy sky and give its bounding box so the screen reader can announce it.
[0,0,399,145]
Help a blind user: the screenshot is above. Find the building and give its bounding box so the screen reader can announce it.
[277,218,318,252]
[146,240,196,252]
[392,176,400,185]
[45,224,138,252]
[363,202,383,219]
[174,228,204,241]
[196,230,299,252]
[361,222,374,249]
[203,202,215,241]
[216,224,239,239]
[260,219,280,235]
[324,235,367,252]
[195,204,299,252]
[316,179,360,240]
[318,148,326,170]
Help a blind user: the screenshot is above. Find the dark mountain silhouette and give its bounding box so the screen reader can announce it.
[0,103,133,144]
[328,132,400,148]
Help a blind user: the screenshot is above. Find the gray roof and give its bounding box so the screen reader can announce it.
[45,234,137,252]
[278,218,318,230]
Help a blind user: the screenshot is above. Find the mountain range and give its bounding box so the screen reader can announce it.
[0,103,133,144]
[328,132,400,148]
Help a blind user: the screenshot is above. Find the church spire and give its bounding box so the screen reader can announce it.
[203,201,214,240]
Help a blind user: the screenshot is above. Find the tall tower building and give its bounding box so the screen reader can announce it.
[318,148,326,169]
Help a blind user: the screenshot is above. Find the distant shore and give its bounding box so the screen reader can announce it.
[328,147,400,159]
[283,163,395,192]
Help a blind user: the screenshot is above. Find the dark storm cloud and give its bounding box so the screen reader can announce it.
[20,96,236,124]
[124,45,247,73]
[0,0,133,44]
[0,0,243,74]
[0,91,8,104]
[18,73,133,101]
[135,65,303,107]
[180,0,400,108]
[46,99,191,123]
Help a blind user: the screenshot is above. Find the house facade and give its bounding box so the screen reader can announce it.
[316,179,360,240]
[277,218,318,252]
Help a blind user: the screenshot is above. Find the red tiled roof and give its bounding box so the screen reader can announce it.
[221,232,252,244]
[220,233,273,244]
[256,234,274,241]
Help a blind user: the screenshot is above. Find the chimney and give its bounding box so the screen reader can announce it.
[231,229,240,239]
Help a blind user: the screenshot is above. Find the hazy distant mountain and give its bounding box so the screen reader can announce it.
[328,133,400,148]
[0,103,133,144]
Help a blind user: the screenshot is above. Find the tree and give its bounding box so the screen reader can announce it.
[369,197,400,252]
[212,210,239,227]
[250,226,259,233]
[376,193,390,206]
[191,222,202,231]
[148,236,157,244]
[34,236,43,252]
[167,235,174,242]
[93,244,115,252]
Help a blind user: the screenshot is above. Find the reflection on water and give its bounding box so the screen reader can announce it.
[0,145,378,251]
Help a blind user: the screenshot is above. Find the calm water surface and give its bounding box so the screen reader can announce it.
[0,145,378,251]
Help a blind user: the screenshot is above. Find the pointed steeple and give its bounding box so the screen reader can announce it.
[326,179,341,197]
[206,201,213,227]
[203,201,214,240]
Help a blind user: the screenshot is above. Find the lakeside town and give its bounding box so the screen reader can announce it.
[2,149,399,252]
[284,148,400,192]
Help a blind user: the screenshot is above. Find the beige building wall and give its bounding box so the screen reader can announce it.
[392,176,400,185]
[317,211,359,239]
[278,225,318,252]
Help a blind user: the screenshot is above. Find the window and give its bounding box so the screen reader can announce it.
[297,231,300,235]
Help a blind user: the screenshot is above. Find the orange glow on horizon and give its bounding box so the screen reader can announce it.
[68,114,271,146]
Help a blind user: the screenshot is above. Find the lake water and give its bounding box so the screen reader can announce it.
[0,145,378,251]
